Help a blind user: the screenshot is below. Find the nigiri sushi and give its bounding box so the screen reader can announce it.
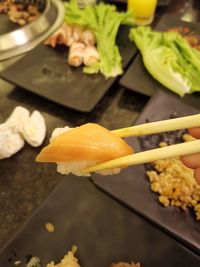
[36,123,134,176]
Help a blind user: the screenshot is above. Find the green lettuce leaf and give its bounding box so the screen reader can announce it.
[129,26,200,96]
[64,0,133,78]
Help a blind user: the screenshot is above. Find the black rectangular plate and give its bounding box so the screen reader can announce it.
[92,90,200,255]
[0,26,137,112]
[0,176,200,267]
[119,15,200,108]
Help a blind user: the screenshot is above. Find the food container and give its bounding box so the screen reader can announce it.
[0,0,64,61]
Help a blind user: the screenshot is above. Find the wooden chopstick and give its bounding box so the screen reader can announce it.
[83,114,200,173]
[83,139,200,173]
[111,114,200,138]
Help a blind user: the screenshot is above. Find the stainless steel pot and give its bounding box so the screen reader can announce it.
[0,0,65,61]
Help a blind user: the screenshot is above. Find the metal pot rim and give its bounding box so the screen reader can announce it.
[0,0,65,61]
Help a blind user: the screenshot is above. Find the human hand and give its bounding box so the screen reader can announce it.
[181,127,200,184]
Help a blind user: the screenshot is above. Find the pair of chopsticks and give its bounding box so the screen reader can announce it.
[83,114,200,173]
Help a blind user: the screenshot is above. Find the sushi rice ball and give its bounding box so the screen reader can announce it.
[36,123,134,176]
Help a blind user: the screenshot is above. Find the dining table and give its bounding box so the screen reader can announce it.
[0,0,200,266]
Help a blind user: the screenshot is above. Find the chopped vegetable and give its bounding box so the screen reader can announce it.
[45,222,55,233]
[26,257,41,267]
[111,262,141,267]
[47,246,80,267]
[129,26,200,96]
[64,0,133,78]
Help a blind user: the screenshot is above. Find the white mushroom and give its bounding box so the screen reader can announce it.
[5,106,30,133]
[22,110,46,147]
[0,129,25,159]
[0,106,46,159]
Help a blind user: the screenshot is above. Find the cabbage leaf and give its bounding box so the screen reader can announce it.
[129,26,200,96]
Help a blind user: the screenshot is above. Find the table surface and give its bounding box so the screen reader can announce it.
[0,0,200,256]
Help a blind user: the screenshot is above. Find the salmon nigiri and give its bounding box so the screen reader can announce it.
[36,123,134,176]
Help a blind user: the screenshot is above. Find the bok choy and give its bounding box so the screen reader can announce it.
[129,26,200,96]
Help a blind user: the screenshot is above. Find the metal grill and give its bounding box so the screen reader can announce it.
[0,0,64,61]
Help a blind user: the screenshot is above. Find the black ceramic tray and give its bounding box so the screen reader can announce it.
[0,25,137,112]
[119,15,200,106]
[92,90,200,255]
[0,176,200,267]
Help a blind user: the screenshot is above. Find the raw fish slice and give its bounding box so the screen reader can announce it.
[36,123,133,163]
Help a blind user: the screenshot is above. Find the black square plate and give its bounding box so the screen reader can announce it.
[92,90,200,255]
[0,25,137,112]
[0,177,200,267]
[119,15,200,108]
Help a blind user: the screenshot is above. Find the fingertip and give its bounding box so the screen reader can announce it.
[188,127,200,139]
[180,155,195,169]
[194,167,200,185]
[180,155,189,167]
[180,153,200,169]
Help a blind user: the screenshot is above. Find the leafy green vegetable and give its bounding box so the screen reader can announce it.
[64,0,133,78]
[129,26,200,96]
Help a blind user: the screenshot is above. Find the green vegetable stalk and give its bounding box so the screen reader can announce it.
[129,26,200,96]
[64,0,133,78]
